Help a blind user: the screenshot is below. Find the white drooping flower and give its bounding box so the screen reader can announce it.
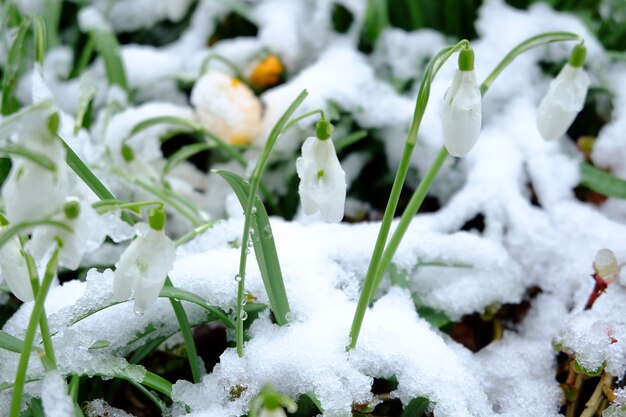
[0,228,33,302]
[0,106,69,224]
[442,48,481,157]
[113,222,176,315]
[191,70,262,145]
[536,44,590,141]
[295,130,346,223]
[258,408,288,417]
[28,199,107,270]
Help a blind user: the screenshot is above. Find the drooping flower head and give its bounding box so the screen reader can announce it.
[113,207,176,315]
[536,43,589,141]
[442,46,482,157]
[295,118,346,223]
[0,215,33,302]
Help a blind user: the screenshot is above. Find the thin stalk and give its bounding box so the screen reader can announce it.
[283,109,324,132]
[479,31,582,95]
[371,147,448,291]
[347,40,469,350]
[10,247,59,417]
[580,372,613,417]
[18,237,56,369]
[235,89,308,356]
[112,169,204,227]
[200,54,245,80]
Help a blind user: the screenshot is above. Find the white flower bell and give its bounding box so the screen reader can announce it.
[295,119,346,223]
[28,199,107,270]
[191,70,262,146]
[113,208,176,315]
[2,110,69,224]
[537,43,589,141]
[0,218,33,302]
[442,47,482,157]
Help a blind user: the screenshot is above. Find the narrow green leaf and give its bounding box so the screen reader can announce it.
[59,135,135,225]
[580,162,626,199]
[0,330,26,353]
[1,19,30,115]
[0,145,56,171]
[42,0,61,49]
[334,130,368,153]
[128,115,245,166]
[89,30,128,91]
[216,170,291,325]
[27,398,45,417]
[159,285,235,329]
[88,340,111,350]
[361,0,389,47]
[402,396,429,417]
[0,220,72,250]
[33,15,46,65]
[140,370,173,397]
[162,143,213,178]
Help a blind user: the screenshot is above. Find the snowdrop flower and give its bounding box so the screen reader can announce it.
[295,118,346,223]
[537,43,589,141]
[191,70,262,146]
[442,47,481,157]
[28,199,107,270]
[0,218,33,302]
[113,208,176,315]
[2,110,69,224]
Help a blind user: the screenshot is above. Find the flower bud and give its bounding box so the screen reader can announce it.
[593,248,619,284]
[442,47,482,157]
[536,44,589,141]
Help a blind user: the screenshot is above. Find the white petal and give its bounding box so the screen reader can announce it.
[442,70,481,157]
[536,63,589,141]
[0,235,33,302]
[296,137,346,222]
[114,227,175,313]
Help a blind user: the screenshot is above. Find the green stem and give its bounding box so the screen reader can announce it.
[371,147,448,291]
[200,54,245,80]
[235,89,308,356]
[10,247,59,417]
[18,238,56,369]
[163,276,202,383]
[347,40,469,350]
[479,31,582,95]
[282,109,325,133]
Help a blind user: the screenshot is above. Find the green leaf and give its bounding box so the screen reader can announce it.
[33,15,46,65]
[159,285,235,329]
[216,170,291,325]
[334,130,368,153]
[129,115,246,166]
[0,220,72,250]
[89,30,128,91]
[0,330,27,353]
[402,396,429,417]
[417,306,450,329]
[74,83,97,135]
[2,19,30,115]
[361,0,389,49]
[162,143,213,178]
[88,340,111,350]
[580,162,626,199]
[0,145,57,171]
[573,359,605,377]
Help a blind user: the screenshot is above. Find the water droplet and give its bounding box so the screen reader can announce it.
[241,298,247,307]
[246,248,251,254]
[234,274,242,282]
[249,227,255,235]
[251,206,257,214]
[134,307,145,316]
[247,239,253,248]
[262,225,273,239]
[240,310,248,321]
